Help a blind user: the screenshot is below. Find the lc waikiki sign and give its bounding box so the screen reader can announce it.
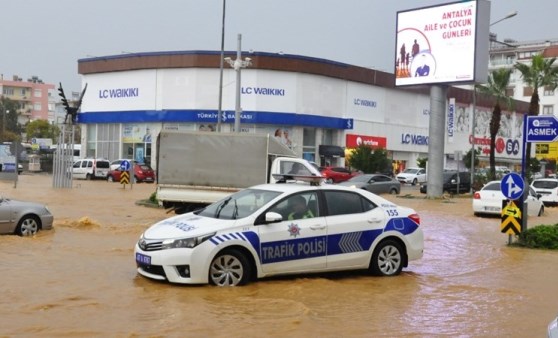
[346,134,387,149]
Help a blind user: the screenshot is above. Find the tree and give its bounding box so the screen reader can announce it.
[416,157,427,169]
[476,68,513,180]
[514,54,558,176]
[25,120,60,142]
[0,96,20,141]
[463,148,480,169]
[347,144,391,174]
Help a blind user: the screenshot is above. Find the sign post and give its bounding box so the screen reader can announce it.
[500,172,525,244]
[120,160,132,189]
[525,115,558,179]
[517,115,558,235]
[525,116,558,143]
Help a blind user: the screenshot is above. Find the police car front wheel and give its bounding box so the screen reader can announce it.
[370,240,404,276]
[209,249,252,286]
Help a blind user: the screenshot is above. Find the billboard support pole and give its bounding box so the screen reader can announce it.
[426,85,447,198]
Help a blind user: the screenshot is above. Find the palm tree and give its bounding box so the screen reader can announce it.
[514,54,558,176]
[476,68,513,180]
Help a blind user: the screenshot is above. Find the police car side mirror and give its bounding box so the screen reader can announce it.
[265,212,283,223]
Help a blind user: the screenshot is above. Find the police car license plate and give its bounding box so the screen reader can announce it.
[136,253,151,265]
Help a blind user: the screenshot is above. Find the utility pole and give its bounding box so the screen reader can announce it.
[224,34,251,133]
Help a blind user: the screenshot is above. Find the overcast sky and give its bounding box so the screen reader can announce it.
[1,0,556,92]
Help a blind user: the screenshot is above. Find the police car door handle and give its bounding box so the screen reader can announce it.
[368,218,383,223]
[310,224,326,230]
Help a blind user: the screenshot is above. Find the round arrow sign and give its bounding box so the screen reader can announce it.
[501,173,524,200]
[121,160,131,171]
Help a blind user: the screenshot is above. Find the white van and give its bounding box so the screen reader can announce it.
[52,144,82,162]
[72,158,111,180]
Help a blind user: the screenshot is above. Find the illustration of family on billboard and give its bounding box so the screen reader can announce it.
[395,36,434,79]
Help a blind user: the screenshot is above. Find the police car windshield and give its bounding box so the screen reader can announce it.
[197,189,281,220]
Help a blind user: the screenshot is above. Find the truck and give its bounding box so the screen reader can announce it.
[156,131,321,214]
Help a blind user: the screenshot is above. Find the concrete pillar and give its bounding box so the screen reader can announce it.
[426,85,447,198]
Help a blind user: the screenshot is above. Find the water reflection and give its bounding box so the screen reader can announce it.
[0,177,557,337]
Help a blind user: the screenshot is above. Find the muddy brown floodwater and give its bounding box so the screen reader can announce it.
[1,174,557,337]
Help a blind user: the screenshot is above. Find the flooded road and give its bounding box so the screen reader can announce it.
[1,174,557,337]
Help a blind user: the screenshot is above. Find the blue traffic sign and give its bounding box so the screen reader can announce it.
[121,160,131,171]
[501,173,524,200]
[526,116,558,142]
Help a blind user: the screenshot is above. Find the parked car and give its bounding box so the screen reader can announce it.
[72,158,111,180]
[134,181,424,286]
[530,178,558,206]
[396,167,427,185]
[419,171,471,194]
[0,196,54,236]
[320,166,361,183]
[472,180,544,217]
[532,171,543,180]
[549,313,558,338]
[338,173,400,195]
[107,163,155,183]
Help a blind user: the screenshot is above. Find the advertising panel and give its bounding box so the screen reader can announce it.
[81,70,157,112]
[345,82,385,123]
[447,98,455,143]
[239,70,297,113]
[346,134,387,149]
[535,142,558,161]
[395,0,490,86]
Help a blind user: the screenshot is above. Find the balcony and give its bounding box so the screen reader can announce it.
[488,59,516,69]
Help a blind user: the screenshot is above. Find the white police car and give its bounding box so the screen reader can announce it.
[135,182,424,286]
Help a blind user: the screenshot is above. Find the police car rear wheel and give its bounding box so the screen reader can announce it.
[370,240,403,276]
[209,249,251,286]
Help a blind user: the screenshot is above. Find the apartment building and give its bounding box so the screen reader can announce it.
[489,35,558,115]
[489,35,558,165]
[0,74,55,125]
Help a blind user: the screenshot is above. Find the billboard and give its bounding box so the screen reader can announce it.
[395,0,490,86]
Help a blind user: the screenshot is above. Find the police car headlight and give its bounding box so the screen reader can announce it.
[161,233,216,249]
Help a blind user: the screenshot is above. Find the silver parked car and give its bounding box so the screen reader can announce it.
[549,313,558,338]
[338,174,401,195]
[0,196,54,236]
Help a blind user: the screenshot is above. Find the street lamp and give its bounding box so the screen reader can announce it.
[470,10,519,192]
[2,109,8,136]
[490,11,518,27]
[224,33,251,133]
[217,0,226,132]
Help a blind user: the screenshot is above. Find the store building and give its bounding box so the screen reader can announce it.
[77,50,529,172]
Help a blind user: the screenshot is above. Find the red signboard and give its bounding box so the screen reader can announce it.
[346,134,387,149]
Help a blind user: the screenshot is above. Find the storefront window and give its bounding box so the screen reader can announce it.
[121,142,152,166]
[86,124,97,158]
[303,128,316,162]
